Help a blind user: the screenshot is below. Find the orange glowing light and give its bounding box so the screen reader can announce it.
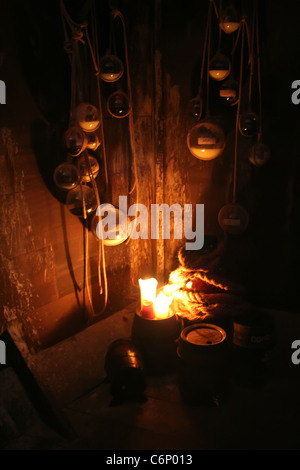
[153,292,173,319]
[138,278,157,318]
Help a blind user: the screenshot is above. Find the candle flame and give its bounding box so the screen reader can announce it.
[138,278,158,304]
[154,292,173,319]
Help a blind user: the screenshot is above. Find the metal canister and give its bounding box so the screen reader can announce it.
[104,339,147,405]
[231,310,276,386]
[177,323,229,406]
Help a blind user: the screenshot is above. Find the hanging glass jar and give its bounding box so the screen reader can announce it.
[86,132,101,150]
[78,154,100,182]
[66,185,97,217]
[219,78,239,106]
[107,90,130,118]
[187,120,226,160]
[75,103,100,133]
[249,142,270,167]
[218,203,249,234]
[91,204,131,246]
[99,54,124,83]
[219,5,240,34]
[188,96,203,120]
[239,111,259,137]
[53,163,80,191]
[64,126,87,157]
[209,53,231,81]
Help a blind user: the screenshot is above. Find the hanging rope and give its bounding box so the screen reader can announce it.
[196,0,210,120]
[254,1,263,139]
[60,0,109,319]
[111,9,138,197]
[205,0,213,117]
[232,18,246,204]
[248,7,256,106]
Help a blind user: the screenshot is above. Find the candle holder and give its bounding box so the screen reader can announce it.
[131,309,181,376]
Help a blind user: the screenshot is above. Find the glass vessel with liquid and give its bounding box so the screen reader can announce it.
[76,103,100,133]
[219,5,240,34]
[187,121,226,160]
[209,53,231,81]
[99,54,124,83]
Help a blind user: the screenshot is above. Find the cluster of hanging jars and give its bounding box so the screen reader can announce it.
[187,3,271,162]
[187,2,271,235]
[187,4,242,162]
[53,102,101,217]
[98,53,130,118]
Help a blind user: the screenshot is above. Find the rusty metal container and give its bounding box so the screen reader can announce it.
[177,323,229,406]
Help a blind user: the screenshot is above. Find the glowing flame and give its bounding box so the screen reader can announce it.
[153,292,173,319]
[138,278,157,304]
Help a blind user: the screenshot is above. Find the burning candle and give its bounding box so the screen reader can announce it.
[138,278,157,319]
[153,292,173,320]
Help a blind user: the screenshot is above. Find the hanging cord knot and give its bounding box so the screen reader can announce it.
[111,8,121,19]
[72,26,86,43]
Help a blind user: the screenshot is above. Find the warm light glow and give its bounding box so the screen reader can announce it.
[154,292,173,319]
[189,147,224,160]
[139,278,158,304]
[209,69,230,81]
[138,278,157,318]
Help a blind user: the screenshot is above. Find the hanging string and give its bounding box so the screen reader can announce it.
[60,0,108,318]
[217,0,222,50]
[111,9,138,198]
[110,8,139,248]
[196,0,210,120]
[83,150,108,318]
[248,6,256,106]
[211,0,219,20]
[232,18,246,204]
[108,13,117,56]
[82,3,108,314]
[81,182,87,315]
[83,8,109,189]
[205,0,213,117]
[255,1,263,140]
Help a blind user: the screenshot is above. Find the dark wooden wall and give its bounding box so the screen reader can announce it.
[0,0,299,353]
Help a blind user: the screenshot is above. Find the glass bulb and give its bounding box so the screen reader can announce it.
[218,203,249,234]
[75,103,100,133]
[187,121,226,160]
[209,53,231,81]
[249,142,271,167]
[91,204,131,246]
[66,185,97,217]
[53,163,80,191]
[219,78,239,106]
[86,132,100,150]
[239,111,259,137]
[78,154,100,182]
[107,91,130,118]
[219,5,240,34]
[99,54,124,83]
[188,97,203,120]
[64,126,87,157]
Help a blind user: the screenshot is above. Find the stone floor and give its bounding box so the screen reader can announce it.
[1,304,300,451]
